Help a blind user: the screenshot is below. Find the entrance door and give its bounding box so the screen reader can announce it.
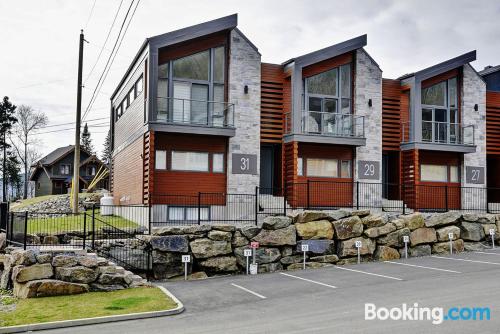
[260,146,274,194]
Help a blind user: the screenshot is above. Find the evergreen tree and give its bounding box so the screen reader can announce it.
[81,123,94,154]
[101,130,111,164]
[0,96,18,201]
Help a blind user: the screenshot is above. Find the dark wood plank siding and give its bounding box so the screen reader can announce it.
[487,91,500,155]
[382,79,402,151]
[143,131,154,204]
[261,63,284,143]
[302,53,353,78]
[112,135,144,205]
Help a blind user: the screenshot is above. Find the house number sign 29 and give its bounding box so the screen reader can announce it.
[232,154,257,175]
[357,161,380,180]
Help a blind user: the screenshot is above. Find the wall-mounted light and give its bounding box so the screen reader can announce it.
[474,104,478,111]
[244,85,249,94]
[368,99,372,107]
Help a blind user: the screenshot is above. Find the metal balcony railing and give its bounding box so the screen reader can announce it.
[402,121,475,145]
[285,111,365,137]
[155,97,235,128]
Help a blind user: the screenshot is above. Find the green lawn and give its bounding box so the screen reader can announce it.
[10,194,60,211]
[0,287,177,327]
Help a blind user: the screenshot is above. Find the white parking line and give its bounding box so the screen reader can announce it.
[230,283,267,299]
[279,272,337,289]
[474,251,500,256]
[384,261,461,273]
[334,266,403,281]
[431,256,500,266]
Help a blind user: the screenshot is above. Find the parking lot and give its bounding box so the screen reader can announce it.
[41,249,500,334]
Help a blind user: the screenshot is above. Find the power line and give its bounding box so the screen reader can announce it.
[34,117,108,130]
[82,0,136,121]
[33,122,109,136]
[84,0,98,30]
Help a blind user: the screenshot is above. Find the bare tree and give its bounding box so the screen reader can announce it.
[10,105,48,199]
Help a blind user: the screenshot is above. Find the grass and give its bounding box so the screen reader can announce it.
[0,287,177,327]
[10,194,60,211]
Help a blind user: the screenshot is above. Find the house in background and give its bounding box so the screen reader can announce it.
[30,145,109,197]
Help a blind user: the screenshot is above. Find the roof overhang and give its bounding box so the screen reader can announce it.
[401,142,476,154]
[283,134,366,147]
[414,51,476,83]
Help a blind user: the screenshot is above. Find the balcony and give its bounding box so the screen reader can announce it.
[152,97,235,137]
[401,121,476,153]
[284,111,366,146]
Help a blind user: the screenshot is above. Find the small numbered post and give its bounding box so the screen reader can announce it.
[249,242,259,275]
[243,249,252,275]
[182,255,191,281]
[489,229,496,249]
[301,244,309,270]
[448,233,454,255]
[355,240,362,264]
[403,235,409,259]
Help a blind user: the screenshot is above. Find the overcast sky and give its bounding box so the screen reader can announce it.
[1,0,499,158]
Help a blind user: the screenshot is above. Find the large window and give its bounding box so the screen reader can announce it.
[212,153,224,173]
[302,158,351,178]
[60,164,70,175]
[168,206,209,222]
[155,150,167,170]
[171,151,209,172]
[421,77,458,143]
[421,164,459,183]
[304,63,351,135]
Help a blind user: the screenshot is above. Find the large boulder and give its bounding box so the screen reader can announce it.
[232,231,249,247]
[287,262,331,270]
[262,216,292,230]
[280,255,305,265]
[36,253,52,264]
[432,239,465,254]
[328,210,351,221]
[462,213,479,222]
[294,211,330,224]
[52,255,78,267]
[401,213,424,230]
[482,224,497,238]
[350,209,371,217]
[410,227,437,246]
[425,212,461,228]
[361,214,386,228]
[234,247,281,266]
[296,240,335,254]
[240,226,261,239]
[477,214,496,224]
[198,256,238,272]
[153,261,186,280]
[460,222,485,241]
[309,255,339,263]
[252,225,296,246]
[11,249,37,266]
[0,232,6,251]
[14,279,88,298]
[399,245,432,258]
[377,228,411,247]
[332,216,363,240]
[189,238,232,259]
[207,230,232,242]
[338,237,376,257]
[76,255,98,268]
[211,225,236,232]
[42,235,59,245]
[12,263,53,283]
[374,246,400,261]
[98,273,132,287]
[364,223,396,238]
[152,225,211,236]
[55,266,99,284]
[150,235,189,253]
[258,262,283,273]
[436,225,461,242]
[464,242,487,252]
[295,220,334,240]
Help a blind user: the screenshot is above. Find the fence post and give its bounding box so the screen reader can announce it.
[197,192,201,225]
[9,211,13,245]
[283,187,287,217]
[23,211,28,250]
[445,185,449,212]
[91,204,96,249]
[402,183,406,215]
[306,180,310,209]
[83,213,87,250]
[148,194,152,233]
[254,186,259,226]
[356,181,360,210]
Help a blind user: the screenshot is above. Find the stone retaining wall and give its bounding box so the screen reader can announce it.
[145,210,499,279]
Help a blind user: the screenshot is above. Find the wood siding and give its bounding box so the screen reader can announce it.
[261,63,284,143]
[157,32,228,64]
[382,79,402,151]
[487,91,500,155]
[302,53,353,78]
[143,131,154,204]
[112,136,144,205]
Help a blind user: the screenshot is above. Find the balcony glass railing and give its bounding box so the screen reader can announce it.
[156,97,234,128]
[402,121,475,145]
[285,111,364,137]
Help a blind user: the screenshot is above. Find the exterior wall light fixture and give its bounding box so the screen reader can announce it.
[368,99,372,107]
[474,104,478,111]
[244,85,249,94]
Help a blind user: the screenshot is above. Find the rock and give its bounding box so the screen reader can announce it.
[338,237,376,257]
[90,283,125,292]
[55,266,99,284]
[432,239,465,254]
[482,224,497,236]
[262,216,292,230]
[425,212,461,228]
[282,246,293,257]
[436,226,461,242]
[77,255,98,268]
[189,238,232,259]
[364,223,396,238]
[36,253,52,264]
[240,226,261,239]
[460,222,485,241]
[377,228,411,248]
[14,279,88,298]
[296,240,335,254]
[391,219,406,229]
[0,254,13,289]
[12,263,53,282]
[11,249,37,266]
[152,225,211,236]
[52,255,77,267]
[188,272,208,280]
[96,257,108,266]
[98,273,132,287]
[462,213,478,222]
[399,245,432,258]
[295,211,330,223]
[332,216,363,240]
[0,232,5,251]
[258,262,283,273]
[280,255,305,265]
[153,262,186,279]
[401,213,424,230]
[150,235,189,253]
[208,230,232,242]
[295,220,334,239]
[234,247,281,266]
[478,214,496,224]
[309,255,339,263]
[287,262,331,270]
[252,225,296,246]
[232,231,249,247]
[351,209,371,217]
[464,242,487,251]
[42,235,59,245]
[361,214,386,228]
[410,228,437,246]
[374,246,400,261]
[199,256,238,272]
[328,210,351,221]
[337,257,365,265]
[211,225,236,232]
[98,265,125,275]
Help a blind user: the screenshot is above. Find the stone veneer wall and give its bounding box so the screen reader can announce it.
[227,29,261,194]
[354,49,383,207]
[145,210,499,279]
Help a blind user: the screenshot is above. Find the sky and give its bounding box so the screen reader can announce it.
[1,0,499,159]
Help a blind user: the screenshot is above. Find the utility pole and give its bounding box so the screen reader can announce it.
[2,131,6,202]
[72,29,85,214]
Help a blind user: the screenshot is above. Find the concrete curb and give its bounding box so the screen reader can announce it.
[0,286,184,333]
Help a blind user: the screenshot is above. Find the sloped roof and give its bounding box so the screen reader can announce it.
[479,65,500,76]
[37,145,75,166]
